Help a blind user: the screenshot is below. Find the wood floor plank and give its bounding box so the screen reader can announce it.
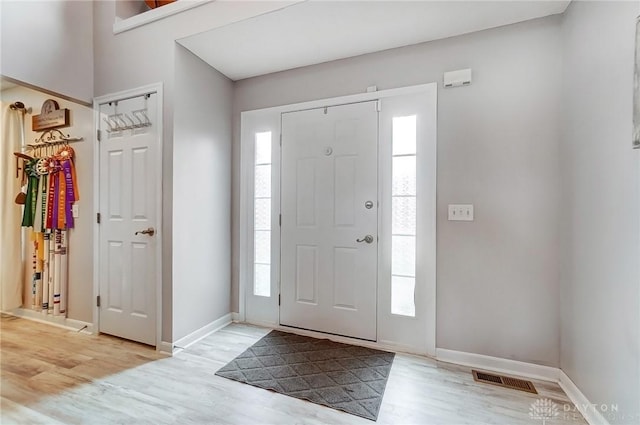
[1,350,57,379]
[0,316,587,425]
[0,397,68,425]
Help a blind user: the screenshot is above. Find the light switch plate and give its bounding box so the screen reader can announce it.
[72,204,79,218]
[448,204,474,221]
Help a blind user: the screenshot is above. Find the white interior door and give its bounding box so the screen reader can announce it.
[98,94,158,346]
[280,101,378,341]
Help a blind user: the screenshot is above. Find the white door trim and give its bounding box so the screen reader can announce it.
[92,82,164,350]
[244,83,437,116]
[240,82,437,355]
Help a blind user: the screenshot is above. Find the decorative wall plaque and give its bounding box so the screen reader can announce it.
[32,99,70,132]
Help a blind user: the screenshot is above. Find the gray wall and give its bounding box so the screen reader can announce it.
[560,2,640,423]
[172,46,233,341]
[233,16,563,367]
[1,1,93,104]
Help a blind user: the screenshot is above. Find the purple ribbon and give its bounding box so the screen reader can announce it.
[51,174,59,229]
[62,161,75,229]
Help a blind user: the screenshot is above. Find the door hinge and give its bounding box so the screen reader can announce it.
[97,129,101,141]
[280,134,282,147]
[96,212,101,224]
[279,214,282,226]
[376,100,381,112]
[278,294,281,306]
[96,295,101,307]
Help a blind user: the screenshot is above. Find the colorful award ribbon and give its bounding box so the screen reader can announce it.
[33,175,44,232]
[50,173,59,230]
[57,171,66,229]
[46,172,56,229]
[22,160,39,227]
[61,160,75,228]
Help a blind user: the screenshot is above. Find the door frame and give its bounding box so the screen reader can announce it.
[240,82,437,356]
[92,83,164,350]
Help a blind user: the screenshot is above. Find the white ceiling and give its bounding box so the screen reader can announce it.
[178,1,570,81]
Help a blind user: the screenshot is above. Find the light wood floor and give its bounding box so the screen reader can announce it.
[1,315,586,425]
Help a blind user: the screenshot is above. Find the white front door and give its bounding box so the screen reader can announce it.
[280,101,378,341]
[98,94,159,346]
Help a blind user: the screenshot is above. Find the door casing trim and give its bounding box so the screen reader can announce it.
[92,83,164,350]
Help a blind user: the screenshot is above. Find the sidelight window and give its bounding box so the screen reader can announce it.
[391,116,417,317]
[254,131,272,297]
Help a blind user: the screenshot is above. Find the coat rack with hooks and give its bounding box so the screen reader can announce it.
[25,129,83,152]
[103,109,151,133]
[13,129,83,180]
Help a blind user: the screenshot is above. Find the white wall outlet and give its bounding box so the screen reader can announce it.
[448,204,474,221]
[72,203,79,218]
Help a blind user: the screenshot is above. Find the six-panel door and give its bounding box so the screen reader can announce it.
[98,94,158,346]
[280,101,378,341]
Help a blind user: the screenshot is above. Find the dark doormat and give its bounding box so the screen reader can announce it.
[215,330,395,421]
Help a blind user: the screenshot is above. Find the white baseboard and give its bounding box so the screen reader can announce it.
[435,348,560,383]
[378,338,434,358]
[244,318,278,329]
[172,313,232,351]
[558,370,610,425]
[231,312,241,322]
[156,341,174,355]
[6,308,94,334]
[435,348,609,425]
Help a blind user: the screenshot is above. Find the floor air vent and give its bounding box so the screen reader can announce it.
[472,370,537,394]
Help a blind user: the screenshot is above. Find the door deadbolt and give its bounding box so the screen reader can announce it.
[356,235,374,244]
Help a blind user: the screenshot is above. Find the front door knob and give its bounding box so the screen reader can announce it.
[356,235,374,244]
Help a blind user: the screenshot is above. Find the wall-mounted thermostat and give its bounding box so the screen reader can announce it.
[444,69,472,88]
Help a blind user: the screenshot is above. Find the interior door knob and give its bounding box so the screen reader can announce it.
[356,235,374,244]
[135,227,155,236]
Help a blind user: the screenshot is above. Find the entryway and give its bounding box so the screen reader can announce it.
[241,83,437,356]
